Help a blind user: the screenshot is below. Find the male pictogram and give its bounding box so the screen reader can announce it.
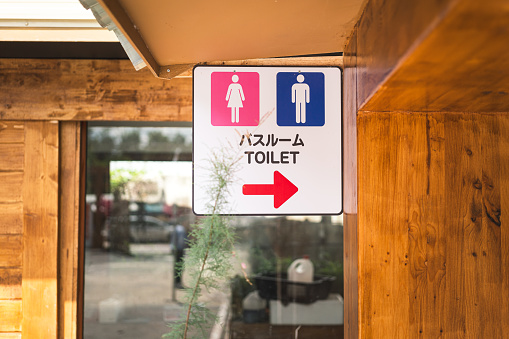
[292,74,310,123]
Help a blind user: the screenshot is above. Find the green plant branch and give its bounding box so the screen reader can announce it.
[183,185,222,339]
[164,151,239,339]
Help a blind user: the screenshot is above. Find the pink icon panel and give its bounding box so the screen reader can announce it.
[211,72,259,126]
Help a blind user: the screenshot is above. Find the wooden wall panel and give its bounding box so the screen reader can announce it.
[0,203,23,235]
[0,122,24,143]
[0,236,22,268]
[357,112,509,338]
[0,268,22,299]
[0,334,21,339]
[0,173,23,203]
[0,120,23,338]
[22,121,59,338]
[0,300,22,332]
[0,144,23,171]
[0,59,192,122]
[58,122,82,339]
[0,120,78,337]
[358,113,413,338]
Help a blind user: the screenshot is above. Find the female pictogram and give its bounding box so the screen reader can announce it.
[225,74,245,123]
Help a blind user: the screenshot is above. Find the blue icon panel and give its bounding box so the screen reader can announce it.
[276,72,325,127]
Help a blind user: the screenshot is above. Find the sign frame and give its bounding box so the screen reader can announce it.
[192,65,343,216]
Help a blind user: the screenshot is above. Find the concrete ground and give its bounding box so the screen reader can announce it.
[83,244,226,339]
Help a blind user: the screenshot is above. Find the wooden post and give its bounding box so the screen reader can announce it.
[346,0,509,337]
[22,121,59,338]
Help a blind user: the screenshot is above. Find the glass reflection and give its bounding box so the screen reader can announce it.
[83,125,343,339]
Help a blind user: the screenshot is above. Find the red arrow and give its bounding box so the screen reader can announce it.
[242,171,298,208]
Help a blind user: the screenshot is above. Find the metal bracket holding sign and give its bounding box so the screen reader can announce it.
[193,66,342,215]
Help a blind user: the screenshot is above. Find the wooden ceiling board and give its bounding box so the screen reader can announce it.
[117,0,365,66]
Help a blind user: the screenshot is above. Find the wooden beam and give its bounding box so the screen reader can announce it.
[159,63,196,80]
[354,0,458,111]
[176,56,344,78]
[130,55,344,79]
[352,0,509,113]
[0,59,192,122]
[202,56,343,67]
[0,57,342,122]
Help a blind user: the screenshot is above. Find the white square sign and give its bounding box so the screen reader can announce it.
[193,66,342,215]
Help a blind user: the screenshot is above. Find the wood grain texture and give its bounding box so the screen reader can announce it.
[343,29,357,215]
[0,173,23,203]
[0,300,22,332]
[357,112,509,338]
[477,115,503,337]
[355,0,455,109]
[359,0,509,113]
[343,213,359,339]
[358,113,411,338]
[0,203,23,234]
[0,59,192,122]
[177,56,344,77]
[0,144,23,171]
[58,122,81,339]
[0,236,22,268]
[158,63,195,79]
[0,268,22,299]
[343,27,359,339]
[0,120,23,336]
[500,115,509,339]
[77,122,87,338]
[0,122,24,143]
[22,121,59,338]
